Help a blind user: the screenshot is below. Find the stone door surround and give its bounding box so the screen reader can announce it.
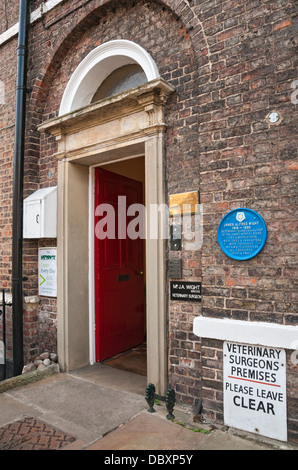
[38,77,174,395]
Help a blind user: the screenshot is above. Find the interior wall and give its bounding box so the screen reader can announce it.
[100,156,145,183]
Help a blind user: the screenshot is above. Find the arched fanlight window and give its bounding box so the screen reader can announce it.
[59,40,159,115]
[91,64,147,102]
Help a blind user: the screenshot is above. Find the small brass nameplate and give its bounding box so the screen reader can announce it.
[169,191,199,216]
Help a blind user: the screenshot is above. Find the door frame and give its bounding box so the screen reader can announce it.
[88,142,167,396]
[38,78,174,396]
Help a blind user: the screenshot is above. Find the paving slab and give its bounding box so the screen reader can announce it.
[1,372,145,446]
[0,367,293,451]
[86,411,269,451]
[86,412,211,450]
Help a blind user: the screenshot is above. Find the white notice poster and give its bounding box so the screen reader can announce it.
[38,248,57,297]
[224,341,287,442]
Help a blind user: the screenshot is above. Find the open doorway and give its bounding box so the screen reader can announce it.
[94,156,147,378]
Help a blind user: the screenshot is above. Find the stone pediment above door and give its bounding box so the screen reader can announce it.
[38,78,175,166]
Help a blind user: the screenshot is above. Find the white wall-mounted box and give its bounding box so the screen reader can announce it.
[23,187,57,239]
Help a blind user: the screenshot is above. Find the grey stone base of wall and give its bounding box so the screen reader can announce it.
[0,363,60,393]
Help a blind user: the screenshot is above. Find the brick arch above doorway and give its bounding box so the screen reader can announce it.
[59,40,160,115]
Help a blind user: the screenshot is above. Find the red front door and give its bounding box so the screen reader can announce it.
[94,168,145,362]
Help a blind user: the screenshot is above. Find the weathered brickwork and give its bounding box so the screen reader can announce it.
[0,0,297,443]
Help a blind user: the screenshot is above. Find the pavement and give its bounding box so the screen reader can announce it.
[0,363,294,452]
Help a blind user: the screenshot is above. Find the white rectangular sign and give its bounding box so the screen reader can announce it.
[224,341,287,441]
[39,248,57,297]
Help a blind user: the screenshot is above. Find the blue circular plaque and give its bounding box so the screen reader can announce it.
[217,208,267,260]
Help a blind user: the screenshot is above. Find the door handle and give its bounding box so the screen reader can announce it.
[137,270,144,275]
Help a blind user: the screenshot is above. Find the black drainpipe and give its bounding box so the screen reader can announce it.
[12,0,30,376]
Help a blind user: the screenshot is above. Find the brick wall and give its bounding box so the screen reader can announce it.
[0,0,297,442]
[0,0,19,34]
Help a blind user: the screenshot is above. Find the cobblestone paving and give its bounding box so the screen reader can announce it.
[0,417,76,450]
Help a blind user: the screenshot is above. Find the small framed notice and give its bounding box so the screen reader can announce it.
[170,281,202,302]
[38,248,57,297]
